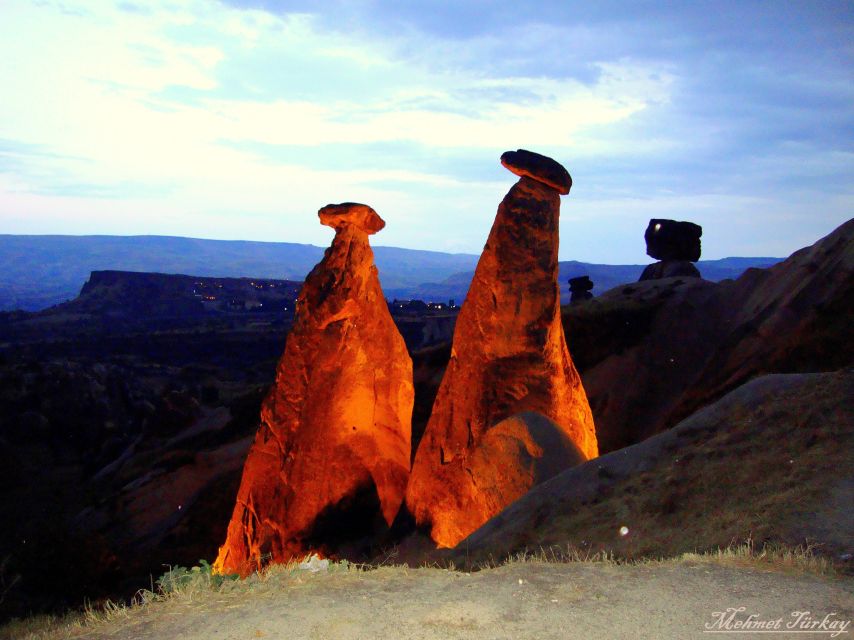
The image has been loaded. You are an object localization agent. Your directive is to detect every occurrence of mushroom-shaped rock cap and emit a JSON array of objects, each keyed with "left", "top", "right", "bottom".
[
  {"left": 318, "top": 202, "right": 385, "bottom": 234},
  {"left": 500, "top": 149, "right": 572, "bottom": 195}
]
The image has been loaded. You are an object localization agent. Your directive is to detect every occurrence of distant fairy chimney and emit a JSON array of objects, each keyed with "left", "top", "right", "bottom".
[
  {"left": 639, "top": 219, "right": 703, "bottom": 281},
  {"left": 568, "top": 275, "right": 594, "bottom": 303}
]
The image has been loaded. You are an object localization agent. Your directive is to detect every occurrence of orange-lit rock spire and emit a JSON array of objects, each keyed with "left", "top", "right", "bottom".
[
  {"left": 214, "top": 203, "right": 413, "bottom": 576},
  {"left": 405, "top": 150, "right": 598, "bottom": 548}
]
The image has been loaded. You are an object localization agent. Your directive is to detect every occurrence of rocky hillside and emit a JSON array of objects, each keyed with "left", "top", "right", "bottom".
[
  {"left": 564, "top": 218, "right": 854, "bottom": 453},
  {"left": 454, "top": 370, "right": 854, "bottom": 566},
  {"left": 0, "top": 234, "right": 779, "bottom": 311},
  {"left": 0, "top": 220, "right": 848, "bottom": 622},
  {"left": 71, "top": 271, "right": 301, "bottom": 317},
  {"left": 0, "top": 235, "right": 478, "bottom": 311}
]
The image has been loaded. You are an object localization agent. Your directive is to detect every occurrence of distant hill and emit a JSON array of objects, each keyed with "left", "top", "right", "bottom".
[
  {"left": 68, "top": 270, "right": 303, "bottom": 317},
  {"left": 403, "top": 257, "right": 782, "bottom": 305},
  {"left": 0, "top": 235, "right": 478, "bottom": 311},
  {"left": 560, "top": 256, "right": 783, "bottom": 296},
  {"left": 0, "top": 235, "right": 780, "bottom": 311}
]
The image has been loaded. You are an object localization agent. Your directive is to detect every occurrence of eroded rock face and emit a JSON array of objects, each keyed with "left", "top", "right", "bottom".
[
  {"left": 639, "top": 261, "right": 701, "bottom": 281},
  {"left": 416, "top": 411, "right": 585, "bottom": 545},
  {"left": 214, "top": 203, "right": 413, "bottom": 576},
  {"left": 452, "top": 371, "right": 854, "bottom": 565},
  {"left": 563, "top": 218, "right": 854, "bottom": 454},
  {"left": 405, "top": 151, "right": 598, "bottom": 548}
]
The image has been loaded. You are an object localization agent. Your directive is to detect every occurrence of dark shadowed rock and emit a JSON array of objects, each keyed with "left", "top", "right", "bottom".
[
  {"left": 565, "top": 217, "right": 854, "bottom": 454},
  {"left": 645, "top": 219, "right": 702, "bottom": 262},
  {"left": 453, "top": 371, "right": 854, "bottom": 566},
  {"left": 569, "top": 276, "right": 594, "bottom": 303},
  {"left": 500, "top": 149, "right": 572, "bottom": 195},
  {"left": 568, "top": 276, "right": 593, "bottom": 292},
  {"left": 639, "top": 261, "right": 701, "bottom": 281}
]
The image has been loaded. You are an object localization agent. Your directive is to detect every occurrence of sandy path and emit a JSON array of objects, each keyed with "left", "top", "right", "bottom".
[{"left": 67, "top": 561, "right": 853, "bottom": 640}]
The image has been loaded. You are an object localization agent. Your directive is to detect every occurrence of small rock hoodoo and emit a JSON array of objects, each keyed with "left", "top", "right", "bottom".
[
  {"left": 214, "top": 203, "right": 413, "bottom": 576},
  {"left": 568, "top": 275, "right": 594, "bottom": 303},
  {"left": 639, "top": 218, "right": 703, "bottom": 280},
  {"left": 405, "top": 149, "right": 598, "bottom": 548}
]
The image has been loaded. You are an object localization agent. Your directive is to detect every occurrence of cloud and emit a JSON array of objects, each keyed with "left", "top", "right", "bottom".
[{"left": 0, "top": 0, "right": 851, "bottom": 262}]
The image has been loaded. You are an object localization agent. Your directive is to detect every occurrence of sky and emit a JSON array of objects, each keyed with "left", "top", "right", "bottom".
[{"left": 0, "top": 0, "right": 851, "bottom": 263}]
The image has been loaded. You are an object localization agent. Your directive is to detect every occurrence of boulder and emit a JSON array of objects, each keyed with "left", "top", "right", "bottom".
[
  {"left": 564, "top": 217, "right": 854, "bottom": 454},
  {"left": 638, "top": 261, "right": 701, "bottom": 281},
  {"left": 414, "top": 411, "right": 585, "bottom": 546},
  {"left": 405, "top": 152, "right": 597, "bottom": 548},
  {"left": 452, "top": 371, "right": 854, "bottom": 566},
  {"left": 214, "top": 203, "right": 413, "bottom": 576},
  {"left": 318, "top": 202, "right": 385, "bottom": 234},
  {"left": 500, "top": 149, "right": 572, "bottom": 195},
  {"left": 644, "top": 219, "right": 702, "bottom": 262}
]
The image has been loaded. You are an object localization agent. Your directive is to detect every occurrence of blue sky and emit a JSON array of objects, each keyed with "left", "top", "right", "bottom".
[{"left": 0, "top": 0, "right": 851, "bottom": 263}]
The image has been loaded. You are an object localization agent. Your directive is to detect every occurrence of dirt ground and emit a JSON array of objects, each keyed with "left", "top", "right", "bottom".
[{"left": 31, "top": 559, "right": 854, "bottom": 640}]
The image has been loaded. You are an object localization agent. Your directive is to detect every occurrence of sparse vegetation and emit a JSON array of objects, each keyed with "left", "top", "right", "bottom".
[
  {"left": 489, "top": 538, "right": 836, "bottom": 577},
  {"left": 680, "top": 539, "right": 837, "bottom": 577},
  {"left": 0, "top": 541, "right": 841, "bottom": 640}
]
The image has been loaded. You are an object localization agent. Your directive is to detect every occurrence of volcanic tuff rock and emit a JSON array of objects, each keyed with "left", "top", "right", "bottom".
[
  {"left": 568, "top": 275, "right": 594, "bottom": 304},
  {"left": 638, "top": 260, "right": 701, "bottom": 281},
  {"left": 405, "top": 150, "right": 597, "bottom": 548},
  {"left": 500, "top": 149, "right": 572, "bottom": 194},
  {"left": 640, "top": 219, "right": 703, "bottom": 282},
  {"left": 644, "top": 219, "right": 702, "bottom": 262},
  {"left": 214, "top": 203, "right": 413, "bottom": 576},
  {"left": 453, "top": 371, "right": 854, "bottom": 565},
  {"left": 437, "top": 411, "right": 586, "bottom": 526},
  {"left": 564, "top": 217, "right": 854, "bottom": 454}
]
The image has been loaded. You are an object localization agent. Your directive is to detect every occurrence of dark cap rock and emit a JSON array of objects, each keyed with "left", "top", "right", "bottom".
[
  {"left": 568, "top": 275, "right": 594, "bottom": 292},
  {"left": 500, "top": 149, "right": 572, "bottom": 195},
  {"left": 644, "top": 219, "right": 702, "bottom": 262},
  {"left": 318, "top": 202, "right": 385, "bottom": 235}
]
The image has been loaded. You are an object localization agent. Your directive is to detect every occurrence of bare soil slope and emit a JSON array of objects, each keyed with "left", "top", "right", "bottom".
[
  {"left": 455, "top": 370, "right": 854, "bottom": 565},
  {"left": 18, "top": 560, "right": 853, "bottom": 640}
]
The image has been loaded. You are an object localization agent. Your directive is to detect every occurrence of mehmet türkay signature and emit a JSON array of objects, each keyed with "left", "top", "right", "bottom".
[{"left": 705, "top": 607, "right": 851, "bottom": 637}]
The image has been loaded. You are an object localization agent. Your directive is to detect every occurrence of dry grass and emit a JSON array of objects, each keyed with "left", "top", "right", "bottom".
[
  {"left": 481, "top": 374, "right": 854, "bottom": 566},
  {"left": 680, "top": 538, "right": 837, "bottom": 577},
  {"left": 489, "top": 537, "right": 835, "bottom": 577},
  {"left": 0, "top": 556, "right": 361, "bottom": 640},
  {"left": 0, "top": 540, "right": 838, "bottom": 640}
]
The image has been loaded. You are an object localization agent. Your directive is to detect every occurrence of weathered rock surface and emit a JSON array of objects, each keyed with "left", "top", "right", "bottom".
[
  {"left": 439, "top": 411, "right": 585, "bottom": 535},
  {"left": 405, "top": 151, "right": 597, "bottom": 548},
  {"left": 644, "top": 219, "right": 702, "bottom": 262},
  {"left": 638, "top": 260, "right": 701, "bottom": 281},
  {"left": 564, "top": 217, "right": 854, "bottom": 454},
  {"left": 453, "top": 371, "right": 854, "bottom": 566},
  {"left": 214, "top": 203, "right": 413, "bottom": 576},
  {"left": 318, "top": 202, "right": 385, "bottom": 234}
]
